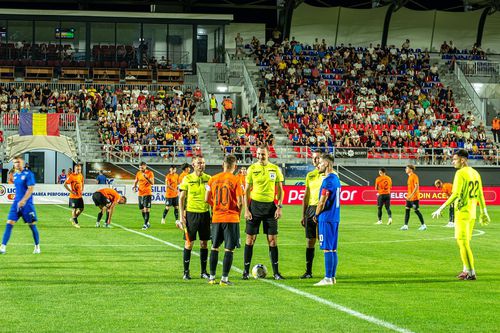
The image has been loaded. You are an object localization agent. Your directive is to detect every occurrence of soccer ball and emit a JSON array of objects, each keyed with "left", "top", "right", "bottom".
[{"left": 251, "top": 264, "right": 268, "bottom": 279}]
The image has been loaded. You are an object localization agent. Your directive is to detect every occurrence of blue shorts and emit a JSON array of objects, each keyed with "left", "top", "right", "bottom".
[
  {"left": 7, "top": 202, "right": 38, "bottom": 223},
  {"left": 318, "top": 221, "right": 339, "bottom": 251}
]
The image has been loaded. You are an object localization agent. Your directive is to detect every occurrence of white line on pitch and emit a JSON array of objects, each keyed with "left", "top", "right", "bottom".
[
  {"left": 56, "top": 205, "right": 415, "bottom": 333},
  {"left": 9, "top": 243, "right": 165, "bottom": 247}
]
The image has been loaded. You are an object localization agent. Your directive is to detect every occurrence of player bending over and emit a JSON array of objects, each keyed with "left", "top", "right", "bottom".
[
  {"left": 432, "top": 150, "right": 490, "bottom": 280},
  {"left": 0, "top": 156, "right": 40, "bottom": 254},
  {"left": 92, "top": 188, "right": 127, "bottom": 228}
]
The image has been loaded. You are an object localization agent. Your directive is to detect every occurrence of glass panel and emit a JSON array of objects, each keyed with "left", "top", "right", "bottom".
[
  {"left": 61, "top": 21, "right": 86, "bottom": 64},
  {"left": 117, "top": 23, "right": 140, "bottom": 66},
  {"left": 6, "top": 20, "right": 33, "bottom": 60},
  {"left": 90, "top": 22, "right": 115, "bottom": 65},
  {"left": 168, "top": 24, "right": 192, "bottom": 70},
  {"left": 198, "top": 25, "right": 221, "bottom": 63},
  {"left": 143, "top": 24, "right": 167, "bottom": 68},
  {"left": 35, "top": 21, "right": 61, "bottom": 61}
]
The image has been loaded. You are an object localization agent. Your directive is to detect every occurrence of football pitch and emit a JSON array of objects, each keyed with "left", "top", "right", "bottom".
[{"left": 0, "top": 204, "right": 499, "bottom": 333}]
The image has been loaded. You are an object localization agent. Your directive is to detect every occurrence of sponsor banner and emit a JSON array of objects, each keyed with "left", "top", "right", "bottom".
[
  {"left": 334, "top": 148, "right": 368, "bottom": 158},
  {"left": 284, "top": 164, "right": 315, "bottom": 178},
  {"left": 86, "top": 162, "right": 136, "bottom": 181},
  {"left": 282, "top": 185, "right": 500, "bottom": 205},
  {"left": 0, "top": 184, "right": 169, "bottom": 205},
  {"left": 1, "top": 184, "right": 498, "bottom": 206}
]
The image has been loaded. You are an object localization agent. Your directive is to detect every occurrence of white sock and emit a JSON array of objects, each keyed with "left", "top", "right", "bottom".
[
  {"left": 470, "top": 269, "right": 476, "bottom": 276},
  {"left": 222, "top": 276, "right": 228, "bottom": 282},
  {"left": 210, "top": 275, "right": 216, "bottom": 280}
]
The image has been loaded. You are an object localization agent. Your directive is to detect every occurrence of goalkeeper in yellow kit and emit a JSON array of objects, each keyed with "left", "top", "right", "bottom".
[{"left": 432, "top": 149, "right": 491, "bottom": 280}]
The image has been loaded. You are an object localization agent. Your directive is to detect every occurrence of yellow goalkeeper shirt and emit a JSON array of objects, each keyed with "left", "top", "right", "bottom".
[{"left": 443, "top": 166, "right": 486, "bottom": 220}]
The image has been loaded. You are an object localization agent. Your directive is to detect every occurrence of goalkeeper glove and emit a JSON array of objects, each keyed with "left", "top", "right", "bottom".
[
  {"left": 479, "top": 208, "right": 490, "bottom": 226},
  {"left": 432, "top": 207, "right": 444, "bottom": 219}
]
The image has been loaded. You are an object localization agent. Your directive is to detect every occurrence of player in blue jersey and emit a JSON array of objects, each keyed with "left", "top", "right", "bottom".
[
  {"left": 314, "top": 154, "right": 341, "bottom": 286},
  {"left": 0, "top": 155, "right": 40, "bottom": 254}
]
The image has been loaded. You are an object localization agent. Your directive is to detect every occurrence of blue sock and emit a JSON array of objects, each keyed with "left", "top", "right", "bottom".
[
  {"left": 331, "top": 251, "right": 338, "bottom": 278},
  {"left": 29, "top": 224, "right": 40, "bottom": 245},
  {"left": 324, "top": 251, "right": 333, "bottom": 278},
  {"left": 2, "top": 223, "right": 14, "bottom": 246}
]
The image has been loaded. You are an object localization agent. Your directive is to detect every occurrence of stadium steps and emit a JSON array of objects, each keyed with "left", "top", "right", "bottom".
[
  {"left": 78, "top": 120, "right": 103, "bottom": 161},
  {"left": 195, "top": 111, "right": 225, "bottom": 164}
]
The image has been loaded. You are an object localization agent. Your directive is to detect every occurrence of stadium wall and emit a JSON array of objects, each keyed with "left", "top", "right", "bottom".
[
  {"left": 290, "top": 4, "right": 500, "bottom": 53},
  {"left": 0, "top": 184, "right": 499, "bottom": 206}
]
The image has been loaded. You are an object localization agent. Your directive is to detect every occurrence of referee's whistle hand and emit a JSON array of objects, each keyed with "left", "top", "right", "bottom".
[
  {"left": 274, "top": 208, "right": 282, "bottom": 220},
  {"left": 245, "top": 211, "right": 252, "bottom": 221},
  {"left": 300, "top": 218, "right": 305, "bottom": 227}
]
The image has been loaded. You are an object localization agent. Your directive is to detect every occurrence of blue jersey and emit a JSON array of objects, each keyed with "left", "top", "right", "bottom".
[
  {"left": 318, "top": 173, "right": 341, "bottom": 224},
  {"left": 58, "top": 173, "right": 67, "bottom": 184},
  {"left": 14, "top": 170, "right": 36, "bottom": 204}
]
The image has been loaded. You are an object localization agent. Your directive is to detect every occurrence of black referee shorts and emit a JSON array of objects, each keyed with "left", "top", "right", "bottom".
[
  {"left": 246, "top": 200, "right": 278, "bottom": 235},
  {"left": 304, "top": 205, "right": 318, "bottom": 239},
  {"left": 186, "top": 211, "right": 211, "bottom": 241}
]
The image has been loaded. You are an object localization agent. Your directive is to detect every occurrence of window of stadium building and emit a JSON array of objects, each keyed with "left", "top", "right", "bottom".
[
  {"left": 197, "top": 25, "right": 224, "bottom": 63},
  {"left": 167, "top": 25, "right": 193, "bottom": 70},
  {"left": 7, "top": 20, "right": 32, "bottom": 44},
  {"left": 142, "top": 24, "right": 168, "bottom": 69}
]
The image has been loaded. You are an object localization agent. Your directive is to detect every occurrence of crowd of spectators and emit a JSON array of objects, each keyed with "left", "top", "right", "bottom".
[
  {"left": 252, "top": 37, "right": 497, "bottom": 164},
  {"left": 0, "top": 83, "right": 203, "bottom": 161},
  {"left": 96, "top": 86, "right": 202, "bottom": 161},
  {"left": 215, "top": 114, "right": 277, "bottom": 162}
]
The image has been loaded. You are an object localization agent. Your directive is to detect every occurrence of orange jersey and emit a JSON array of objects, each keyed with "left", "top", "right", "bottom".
[
  {"left": 179, "top": 171, "right": 189, "bottom": 185},
  {"left": 165, "top": 173, "right": 179, "bottom": 198},
  {"left": 135, "top": 170, "right": 154, "bottom": 196},
  {"left": 238, "top": 174, "right": 246, "bottom": 188},
  {"left": 208, "top": 172, "right": 244, "bottom": 223},
  {"left": 375, "top": 175, "right": 392, "bottom": 195},
  {"left": 98, "top": 188, "right": 121, "bottom": 203},
  {"left": 65, "top": 172, "right": 84, "bottom": 199},
  {"left": 407, "top": 173, "right": 420, "bottom": 201},
  {"left": 441, "top": 183, "right": 453, "bottom": 197},
  {"left": 8, "top": 172, "right": 14, "bottom": 184}
]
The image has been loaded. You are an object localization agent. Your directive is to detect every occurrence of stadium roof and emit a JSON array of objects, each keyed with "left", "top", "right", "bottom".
[{"left": 0, "top": 0, "right": 498, "bottom": 22}]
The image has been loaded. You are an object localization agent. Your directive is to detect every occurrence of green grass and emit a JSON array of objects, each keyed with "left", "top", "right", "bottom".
[{"left": 0, "top": 204, "right": 499, "bottom": 332}]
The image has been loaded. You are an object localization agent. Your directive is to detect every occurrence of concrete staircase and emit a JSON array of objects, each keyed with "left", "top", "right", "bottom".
[
  {"left": 78, "top": 120, "right": 102, "bottom": 161},
  {"left": 195, "top": 111, "right": 225, "bottom": 164}
]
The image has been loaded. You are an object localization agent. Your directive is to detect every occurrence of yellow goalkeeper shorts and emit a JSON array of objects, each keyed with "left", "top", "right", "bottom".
[{"left": 455, "top": 218, "right": 476, "bottom": 241}]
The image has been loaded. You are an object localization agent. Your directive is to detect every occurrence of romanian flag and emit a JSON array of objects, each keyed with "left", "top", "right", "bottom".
[{"left": 19, "top": 113, "right": 60, "bottom": 136}]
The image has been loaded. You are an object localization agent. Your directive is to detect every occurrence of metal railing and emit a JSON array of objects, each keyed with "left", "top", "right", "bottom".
[
  {"left": 454, "top": 62, "right": 487, "bottom": 122},
  {"left": 242, "top": 63, "right": 258, "bottom": 111},
  {"left": 457, "top": 60, "right": 500, "bottom": 77},
  {"left": 0, "top": 82, "right": 197, "bottom": 94},
  {"left": 0, "top": 112, "right": 78, "bottom": 131},
  {"left": 80, "top": 142, "right": 500, "bottom": 166},
  {"left": 196, "top": 64, "right": 210, "bottom": 112}
]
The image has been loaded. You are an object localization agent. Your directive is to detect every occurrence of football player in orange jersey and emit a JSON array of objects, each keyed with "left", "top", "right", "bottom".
[
  {"left": 401, "top": 165, "right": 426, "bottom": 231},
  {"left": 435, "top": 179, "right": 455, "bottom": 228},
  {"left": 205, "top": 154, "right": 245, "bottom": 285},
  {"left": 162, "top": 166, "right": 180, "bottom": 225},
  {"left": 64, "top": 164, "right": 85, "bottom": 228},
  {"left": 92, "top": 188, "right": 127, "bottom": 227},
  {"left": 133, "top": 162, "right": 155, "bottom": 230},
  {"left": 375, "top": 168, "right": 393, "bottom": 225}
]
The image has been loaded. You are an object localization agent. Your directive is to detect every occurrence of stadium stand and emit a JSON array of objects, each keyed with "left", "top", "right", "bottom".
[{"left": 253, "top": 39, "right": 496, "bottom": 163}]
